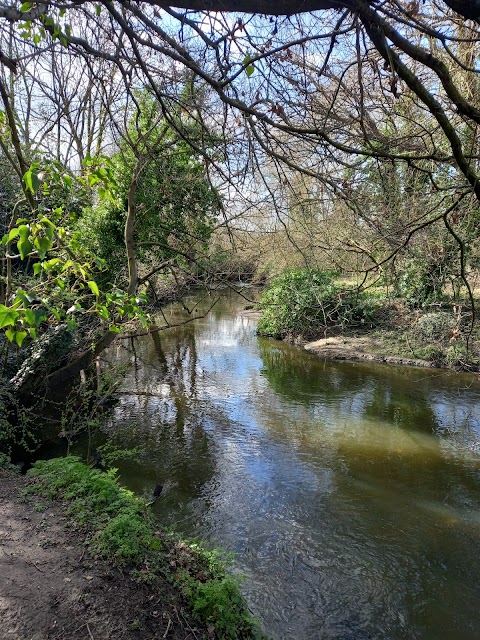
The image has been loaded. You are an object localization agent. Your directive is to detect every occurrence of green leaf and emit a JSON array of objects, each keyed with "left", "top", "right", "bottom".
[
  {"left": 87, "top": 280, "right": 100, "bottom": 297},
  {"left": 45, "top": 258, "right": 60, "bottom": 270},
  {"left": 20, "top": 2, "right": 32, "bottom": 11},
  {"left": 95, "top": 4, "right": 102, "bottom": 15},
  {"left": 28, "top": 327, "right": 37, "bottom": 340},
  {"left": 245, "top": 65, "right": 255, "bottom": 77},
  {"left": 8, "top": 227, "right": 19, "bottom": 242},
  {"left": 13, "top": 289, "right": 28, "bottom": 306},
  {"left": 97, "top": 305, "right": 109, "bottom": 321},
  {"left": 24, "top": 309, "right": 36, "bottom": 325},
  {"left": 0, "top": 305, "right": 18, "bottom": 329},
  {"left": 39, "top": 217, "right": 55, "bottom": 228},
  {"left": 17, "top": 225, "right": 33, "bottom": 260},
  {"left": 5, "top": 328, "right": 15, "bottom": 342},
  {"left": 34, "top": 235, "right": 53, "bottom": 259},
  {"left": 33, "top": 262, "right": 42, "bottom": 275},
  {"left": 109, "top": 325, "right": 120, "bottom": 334},
  {"left": 23, "top": 168, "right": 40, "bottom": 194},
  {"left": 15, "top": 331, "right": 27, "bottom": 347}
]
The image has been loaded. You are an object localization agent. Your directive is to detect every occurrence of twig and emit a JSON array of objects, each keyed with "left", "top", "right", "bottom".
[
  {"left": 24, "top": 559, "right": 44, "bottom": 572},
  {"left": 163, "top": 617, "right": 172, "bottom": 638},
  {"left": 86, "top": 622, "right": 95, "bottom": 640}
]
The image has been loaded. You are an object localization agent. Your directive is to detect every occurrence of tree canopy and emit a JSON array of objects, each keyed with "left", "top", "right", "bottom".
[{"left": 0, "top": 0, "right": 480, "bottom": 385}]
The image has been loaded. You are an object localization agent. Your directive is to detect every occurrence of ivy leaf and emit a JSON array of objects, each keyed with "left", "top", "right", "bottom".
[
  {"left": 15, "top": 331, "right": 27, "bottom": 347},
  {"left": 5, "top": 328, "right": 15, "bottom": 342},
  {"left": 0, "top": 305, "right": 18, "bottom": 329},
  {"left": 20, "top": 1, "right": 32, "bottom": 11},
  {"left": 87, "top": 280, "right": 100, "bottom": 297},
  {"left": 17, "top": 225, "right": 33, "bottom": 260},
  {"left": 24, "top": 309, "right": 36, "bottom": 325}
]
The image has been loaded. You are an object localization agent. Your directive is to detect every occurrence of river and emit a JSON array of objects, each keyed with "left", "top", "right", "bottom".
[{"left": 99, "top": 289, "right": 480, "bottom": 639}]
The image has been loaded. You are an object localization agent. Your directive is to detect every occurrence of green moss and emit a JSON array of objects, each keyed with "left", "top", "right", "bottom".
[{"left": 26, "top": 456, "right": 263, "bottom": 639}]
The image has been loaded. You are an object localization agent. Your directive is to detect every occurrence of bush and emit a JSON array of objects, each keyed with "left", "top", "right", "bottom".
[
  {"left": 257, "top": 269, "right": 378, "bottom": 339},
  {"left": 412, "top": 312, "right": 456, "bottom": 344}
]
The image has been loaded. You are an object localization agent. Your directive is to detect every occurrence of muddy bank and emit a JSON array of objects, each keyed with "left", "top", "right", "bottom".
[
  {"left": 0, "top": 472, "right": 206, "bottom": 640},
  {"left": 304, "top": 336, "right": 439, "bottom": 369}
]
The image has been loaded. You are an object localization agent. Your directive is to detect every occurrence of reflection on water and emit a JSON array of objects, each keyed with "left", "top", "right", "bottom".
[{"left": 101, "top": 291, "right": 480, "bottom": 640}]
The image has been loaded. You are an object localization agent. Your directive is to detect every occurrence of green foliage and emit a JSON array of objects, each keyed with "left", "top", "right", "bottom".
[
  {"left": 183, "top": 573, "right": 260, "bottom": 639},
  {"left": 74, "top": 202, "right": 126, "bottom": 284},
  {"left": 412, "top": 344, "right": 445, "bottom": 364},
  {"left": 0, "top": 452, "right": 18, "bottom": 474},
  {"left": 257, "top": 269, "right": 378, "bottom": 339},
  {"left": 0, "top": 375, "right": 38, "bottom": 454},
  {"left": 26, "top": 457, "right": 261, "bottom": 638},
  {"left": 445, "top": 343, "right": 469, "bottom": 367},
  {"left": 76, "top": 90, "right": 221, "bottom": 282},
  {"left": 27, "top": 456, "right": 160, "bottom": 564},
  {"left": 412, "top": 312, "right": 456, "bottom": 344}
]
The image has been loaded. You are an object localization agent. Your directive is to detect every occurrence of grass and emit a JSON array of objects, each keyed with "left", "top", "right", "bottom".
[{"left": 25, "top": 456, "right": 264, "bottom": 640}]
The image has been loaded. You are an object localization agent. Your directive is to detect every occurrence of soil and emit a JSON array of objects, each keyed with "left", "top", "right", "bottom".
[{"left": 0, "top": 472, "right": 206, "bottom": 640}]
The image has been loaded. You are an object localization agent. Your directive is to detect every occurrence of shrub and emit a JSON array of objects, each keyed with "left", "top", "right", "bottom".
[
  {"left": 413, "top": 344, "right": 445, "bottom": 364},
  {"left": 412, "top": 312, "right": 456, "bottom": 344},
  {"left": 257, "top": 269, "right": 378, "bottom": 339}
]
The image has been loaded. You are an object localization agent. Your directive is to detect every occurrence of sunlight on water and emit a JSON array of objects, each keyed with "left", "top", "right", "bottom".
[{"left": 101, "top": 291, "right": 480, "bottom": 640}]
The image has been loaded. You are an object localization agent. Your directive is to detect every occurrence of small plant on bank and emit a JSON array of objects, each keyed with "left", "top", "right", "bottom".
[
  {"left": 0, "top": 452, "right": 19, "bottom": 475},
  {"left": 257, "top": 269, "right": 378, "bottom": 340}
]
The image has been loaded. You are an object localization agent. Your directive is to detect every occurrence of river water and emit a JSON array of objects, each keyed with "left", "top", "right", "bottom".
[{"left": 100, "top": 290, "right": 480, "bottom": 639}]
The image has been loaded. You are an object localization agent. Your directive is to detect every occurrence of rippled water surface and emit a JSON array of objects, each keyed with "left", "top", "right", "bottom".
[{"left": 101, "top": 291, "right": 480, "bottom": 639}]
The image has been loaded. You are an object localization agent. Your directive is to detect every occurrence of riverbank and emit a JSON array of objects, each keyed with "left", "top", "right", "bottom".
[
  {"left": 304, "top": 335, "right": 444, "bottom": 369},
  {"left": 301, "top": 304, "right": 480, "bottom": 372},
  {"left": 251, "top": 299, "right": 480, "bottom": 372},
  {"left": 0, "top": 460, "right": 262, "bottom": 640}
]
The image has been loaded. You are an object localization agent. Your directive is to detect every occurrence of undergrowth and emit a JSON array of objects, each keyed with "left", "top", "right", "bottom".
[
  {"left": 257, "top": 269, "right": 378, "bottom": 340},
  {"left": 26, "top": 456, "right": 263, "bottom": 640}
]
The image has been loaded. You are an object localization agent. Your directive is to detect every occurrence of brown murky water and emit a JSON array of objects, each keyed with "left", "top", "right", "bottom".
[{"left": 100, "top": 290, "right": 480, "bottom": 639}]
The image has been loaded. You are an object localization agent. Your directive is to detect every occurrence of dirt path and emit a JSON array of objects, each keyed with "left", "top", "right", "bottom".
[{"left": 0, "top": 473, "right": 202, "bottom": 640}]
